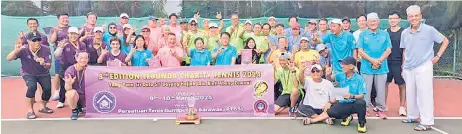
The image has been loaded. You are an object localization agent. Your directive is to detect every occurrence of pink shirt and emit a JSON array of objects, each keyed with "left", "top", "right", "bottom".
[
  {"left": 157, "top": 35, "right": 182, "bottom": 48},
  {"left": 149, "top": 27, "right": 162, "bottom": 44},
  {"left": 169, "top": 25, "right": 182, "bottom": 39},
  {"left": 156, "top": 46, "right": 184, "bottom": 67}
]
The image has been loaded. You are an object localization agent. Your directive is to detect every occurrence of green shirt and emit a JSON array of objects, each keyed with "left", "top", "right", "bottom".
[
  {"left": 206, "top": 35, "right": 220, "bottom": 52},
  {"left": 275, "top": 67, "right": 301, "bottom": 95},
  {"left": 253, "top": 35, "right": 269, "bottom": 63},
  {"left": 225, "top": 25, "right": 245, "bottom": 52},
  {"left": 243, "top": 32, "right": 254, "bottom": 41},
  {"left": 183, "top": 31, "right": 205, "bottom": 64}
]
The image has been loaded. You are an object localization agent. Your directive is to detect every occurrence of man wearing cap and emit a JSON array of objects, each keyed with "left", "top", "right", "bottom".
[
  {"left": 80, "top": 27, "right": 107, "bottom": 65},
  {"left": 20, "top": 18, "right": 49, "bottom": 46},
  {"left": 225, "top": 14, "right": 246, "bottom": 54},
  {"left": 285, "top": 16, "right": 299, "bottom": 37},
  {"left": 297, "top": 64, "right": 334, "bottom": 125},
  {"left": 212, "top": 32, "right": 238, "bottom": 65},
  {"left": 313, "top": 56, "right": 367, "bottom": 133},
  {"left": 386, "top": 10, "right": 407, "bottom": 116},
  {"left": 400, "top": 5, "right": 449, "bottom": 131},
  {"left": 6, "top": 33, "right": 53, "bottom": 119},
  {"left": 358, "top": 12, "right": 392, "bottom": 119},
  {"left": 302, "top": 20, "right": 318, "bottom": 41},
  {"left": 267, "top": 16, "right": 277, "bottom": 34},
  {"left": 313, "top": 19, "right": 356, "bottom": 76},
  {"left": 54, "top": 27, "right": 87, "bottom": 108},
  {"left": 205, "top": 23, "right": 222, "bottom": 52},
  {"left": 243, "top": 20, "right": 254, "bottom": 41},
  {"left": 316, "top": 43, "right": 331, "bottom": 68},
  {"left": 273, "top": 52, "right": 302, "bottom": 117},
  {"left": 183, "top": 18, "right": 206, "bottom": 65},
  {"left": 117, "top": 13, "right": 130, "bottom": 33},
  {"left": 294, "top": 37, "right": 320, "bottom": 76},
  {"left": 342, "top": 17, "right": 354, "bottom": 33},
  {"left": 49, "top": 13, "right": 70, "bottom": 102},
  {"left": 287, "top": 23, "right": 303, "bottom": 53}
]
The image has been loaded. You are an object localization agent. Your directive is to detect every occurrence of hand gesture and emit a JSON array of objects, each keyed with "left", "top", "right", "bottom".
[
  {"left": 64, "top": 74, "right": 76, "bottom": 84},
  {"left": 292, "top": 46, "right": 300, "bottom": 53},
  {"left": 58, "top": 39, "right": 67, "bottom": 48},
  {"left": 216, "top": 12, "right": 222, "bottom": 20},
  {"left": 130, "top": 26, "right": 136, "bottom": 34},
  {"left": 325, "top": 66, "right": 332, "bottom": 75},
  {"left": 35, "top": 57, "right": 45, "bottom": 65},
  {"left": 194, "top": 12, "right": 200, "bottom": 20},
  {"left": 170, "top": 49, "right": 176, "bottom": 56},
  {"left": 216, "top": 48, "right": 223, "bottom": 54},
  {"left": 101, "top": 48, "right": 109, "bottom": 55},
  {"left": 14, "top": 40, "right": 23, "bottom": 52},
  {"left": 270, "top": 45, "right": 277, "bottom": 52},
  {"left": 18, "top": 31, "right": 24, "bottom": 40}
]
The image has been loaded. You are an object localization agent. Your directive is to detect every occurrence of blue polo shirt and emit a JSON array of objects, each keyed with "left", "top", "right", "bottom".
[
  {"left": 358, "top": 29, "right": 392, "bottom": 74},
  {"left": 213, "top": 45, "right": 238, "bottom": 65},
  {"left": 131, "top": 49, "right": 153, "bottom": 66},
  {"left": 190, "top": 48, "right": 212, "bottom": 66},
  {"left": 322, "top": 31, "right": 356, "bottom": 74},
  {"left": 400, "top": 24, "right": 445, "bottom": 69},
  {"left": 334, "top": 72, "right": 366, "bottom": 103}
]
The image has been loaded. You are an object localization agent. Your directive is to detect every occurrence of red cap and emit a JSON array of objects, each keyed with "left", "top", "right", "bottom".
[{"left": 291, "top": 23, "right": 300, "bottom": 30}]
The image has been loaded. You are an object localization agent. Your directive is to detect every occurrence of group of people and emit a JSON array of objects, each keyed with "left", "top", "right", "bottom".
[{"left": 7, "top": 4, "right": 449, "bottom": 133}]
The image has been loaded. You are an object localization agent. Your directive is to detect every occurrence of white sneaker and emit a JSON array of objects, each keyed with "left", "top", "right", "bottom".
[
  {"left": 399, "top": 107, "right": 407, "bottom": 116},
  {"left": 51, "top": 90, "right": 60, "bottom": 101},
  {"left": 57, "top": 102, "right": 64, "bottom": 108}
]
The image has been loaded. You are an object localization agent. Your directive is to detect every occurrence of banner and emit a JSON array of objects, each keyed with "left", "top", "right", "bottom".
[{"left": 85, "top": 64, "right": 275, "bottom": 118}]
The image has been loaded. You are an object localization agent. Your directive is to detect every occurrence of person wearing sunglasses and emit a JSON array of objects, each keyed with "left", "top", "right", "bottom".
[
  {"left": 102, "top": 23, "right": 122, "bottom": 50},
  {"left": 297, "top": 64, "right": 334, "bottom": 125},
  {"left": 183, "top": 19, "right": 205, "bottom": 65},
  {"left": 6, "top": 33, "right": 53, "bottom": 119}
]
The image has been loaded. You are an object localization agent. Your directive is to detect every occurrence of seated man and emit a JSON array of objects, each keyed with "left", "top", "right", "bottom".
[
  {"left": 297, "top": 64, "right": 334, "bottom": 125},
  {"left": 63, "top": 51, "right": 89, "bottom": 120},
  {"left": 274, "top": 52, "right": 303, "bottom": 117},
  {"left": 308, "top": 56, "right": 367, "bottom": 133}
]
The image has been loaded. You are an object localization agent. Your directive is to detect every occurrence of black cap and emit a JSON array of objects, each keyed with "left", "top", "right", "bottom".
[
  {"left": 26, "top": 32, "right": 42, "bottom": 41},
  {"left": 342, "top": 17, "right": 351, "bottom": 23},
  {"left": 338, "top": 56, "right": 356, "bottom": 66}
]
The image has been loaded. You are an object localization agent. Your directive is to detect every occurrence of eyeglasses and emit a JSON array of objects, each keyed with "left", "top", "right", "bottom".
[
  {"left": 109, "top": 27, "right": 117, "bottom": 29},
  {"left": 311, "top": 69, "right": 321, "bottom": 73}
]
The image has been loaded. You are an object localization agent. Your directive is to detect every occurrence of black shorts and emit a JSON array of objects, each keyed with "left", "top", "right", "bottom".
[
  {"left": 22, "top": 75, "right": 52, "bottom": 100},
  {"left": 386, "top": 61, "right": 405, "bottom": 85},
  {"left": 298, "top": 105, "right": 323, "bottom": 117},
  {"left": 275, "top": 94, "right": 302, "bottom": 107}
]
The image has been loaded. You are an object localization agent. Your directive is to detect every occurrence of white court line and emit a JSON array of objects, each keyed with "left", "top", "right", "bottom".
[
  {"left": 432, "top": 126, "right": 449, "bottom": 134},
  {"left": 2, "top": 116, "right": 462, "bottom": 121}
]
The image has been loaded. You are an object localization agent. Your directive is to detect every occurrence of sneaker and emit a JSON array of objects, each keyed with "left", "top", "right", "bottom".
[
  {"left": 70, "top": 111, "right": 79, "bottom": 120},
  {"left": 340, "top": 115, "right": 353, "bottom": 126},
  {"left": 289, "top": 107, "right": 296, "bottom": 118},
  {"left": 377, "top": 111, "right": 387, "bottom": 119},
  {"left": 399, "top": 107, "right": 407, "bottom": 116},
  {"left": 50, "top": 90, "right": 60, "bottom": 101},
  {"left": 78, "top": 108, "right": 85, "bottom": 117},
  {"left": 56, "top": 102, "right": 64, "bottom": 108},
  {"left": 357, "top": 123, "right": 367, "bottom": 133}
]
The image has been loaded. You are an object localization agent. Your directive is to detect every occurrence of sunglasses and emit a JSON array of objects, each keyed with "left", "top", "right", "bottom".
[
  {"left": 109, "top": 27, "right": 117, "bottom": 29},
  {"left": 31, "top": 39, "right": 42, "bottom": 42},
  {"left": 311, "top": 69, "right": 321, "bottom": 73}
]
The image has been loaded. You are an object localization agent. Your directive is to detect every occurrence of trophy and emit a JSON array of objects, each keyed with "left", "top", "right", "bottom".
[
  {"left": 186, "top": 96, "right": 198, "bottom": 120},
  {"left": 175, "top": 95, "right": 201, "bottom": 125}
]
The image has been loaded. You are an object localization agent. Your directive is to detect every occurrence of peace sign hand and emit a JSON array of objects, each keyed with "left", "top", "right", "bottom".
[
  {"left": 216, "top": 12, "right": 222, "bottom": 20},
  {"left": 64, "top": 74, "right": 76, "bottom": 85},
  {"left": 270, "top": 45, "right": 277, "bottom": 52},
  {"left": 194, "top": 12, "right": 200, "bottom": 20}
]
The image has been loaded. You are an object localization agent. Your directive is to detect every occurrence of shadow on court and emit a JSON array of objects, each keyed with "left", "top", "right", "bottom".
[{"left": 2, "top": 119, "right": 459, "bottom": 134}]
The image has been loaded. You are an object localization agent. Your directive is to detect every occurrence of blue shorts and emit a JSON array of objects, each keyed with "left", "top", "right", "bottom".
[{"left": 54, "top": 59, "right": 61, "bottom": 74}]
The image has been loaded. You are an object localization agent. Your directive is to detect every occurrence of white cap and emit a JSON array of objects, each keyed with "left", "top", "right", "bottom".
[
  {"left": 268, "top": 16, "right": 276, "bottom": 21},
  {"left": 120, "top": 13, "right": 129, "bottom": 18},
  {"left": 245, "top": 20, "right": 252, "bottom": 25},
  {"left": 203, "top": 18, "right": 210, "bottom": 22},
  {"left": 68, "top": 27, "right": 79, "bottom": 33},
  {"left": 330, "top": 19, "right": 342, "bottom": 25},
  {"left": 406, "top": 5, "right": 421, "bottom": 15},
  {"left": 310, "top": 64, "right": 322, "bottom": 70},
  {"left": 189, "top": 18, "right": 197, "bottom": 23},
  {"left": 367, "top": 12, "right": 379, "bottom": 20},
  {"left": 93, "top": 27, "right": 103, "bottom": 32},
  {"left": 316, "top": 43, "right": 327, "bottom": 53},
  {"left": 123, "top": 24, "right": 132, "bottom": 29},
  {"left": 209, "top": 23, "right": 218, "bottom": 28},
  {"left": 299, "top": 37, "right": 309, "bottom": 42}
]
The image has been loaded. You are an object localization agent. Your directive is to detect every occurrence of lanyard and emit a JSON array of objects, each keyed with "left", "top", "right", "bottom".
[
  {"left": 75, "top": 65, "right": 85, "bottom": 90},
  {"left": 283, "top": 69, "right": 291, "bottom": 89}
]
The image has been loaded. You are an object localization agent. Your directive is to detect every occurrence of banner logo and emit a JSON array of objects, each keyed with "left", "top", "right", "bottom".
[
  {"left": 92, "top": 91, "right": 116, "bottom": 113},
  {"left": 253, "top": 100, "right": 268, "bottom": 115}
]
